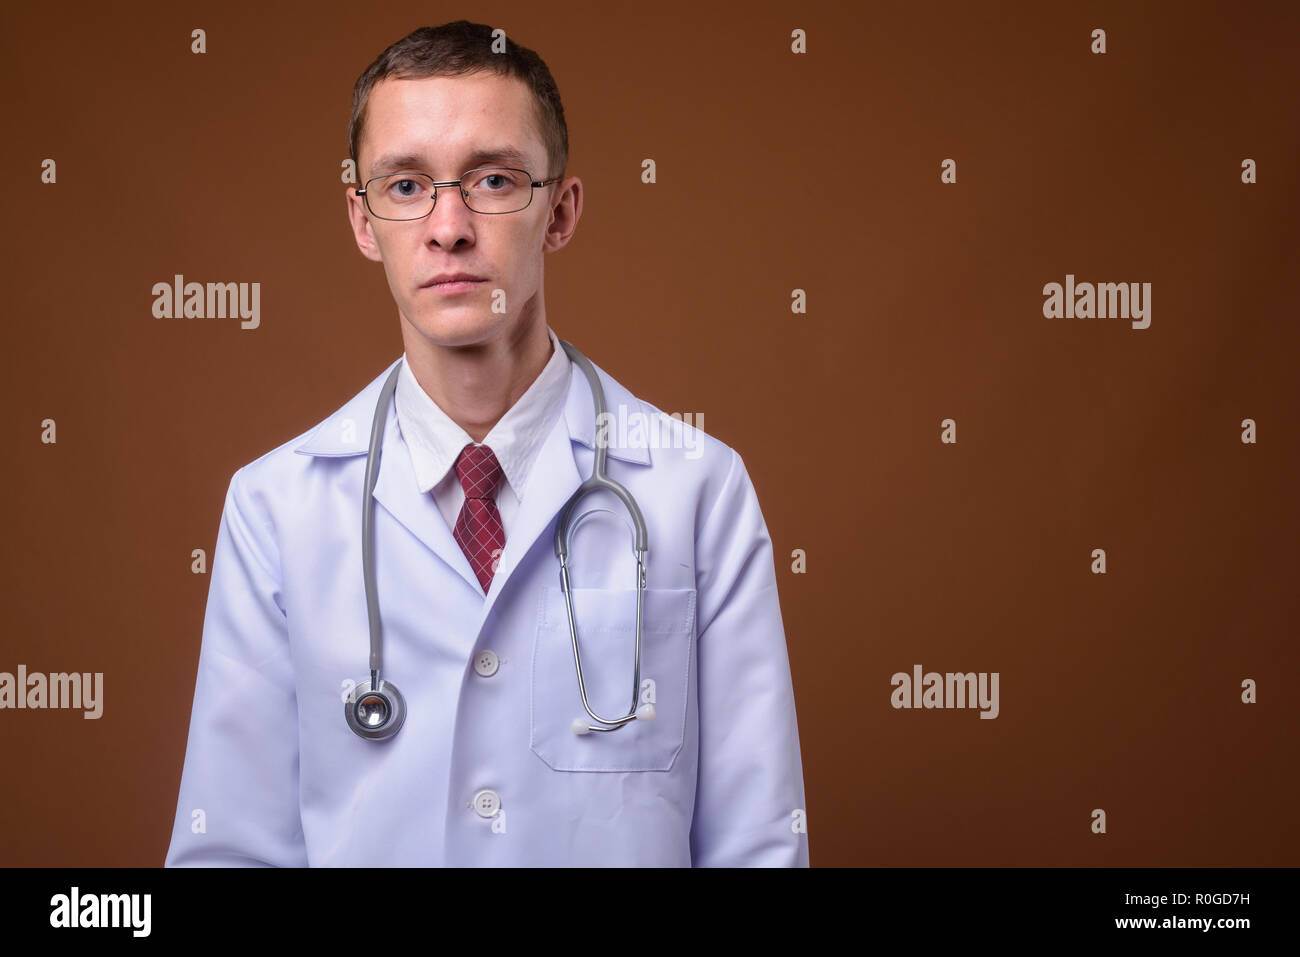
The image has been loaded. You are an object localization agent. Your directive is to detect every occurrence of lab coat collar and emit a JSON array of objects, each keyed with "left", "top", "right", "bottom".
[{"left": 292, "top": 347, "right": 652, "bottom": 618}]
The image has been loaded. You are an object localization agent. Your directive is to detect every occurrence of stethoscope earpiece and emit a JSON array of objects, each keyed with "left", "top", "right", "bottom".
[{"left": 570, "top": 703, "right": 656, "bottom": 736}]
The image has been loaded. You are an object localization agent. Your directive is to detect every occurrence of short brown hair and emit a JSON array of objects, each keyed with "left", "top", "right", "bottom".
[{"left": 348, "top": 20, "right": 569, "bottom": 182}]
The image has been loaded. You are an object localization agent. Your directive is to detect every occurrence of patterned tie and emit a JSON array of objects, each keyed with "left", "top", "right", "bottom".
[{"left": 453, "top": 443, "right": 506, "bottom": 593}]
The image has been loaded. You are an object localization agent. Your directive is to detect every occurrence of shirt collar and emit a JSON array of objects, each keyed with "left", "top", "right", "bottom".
[
  {"left": 291, "top": 340, "right": 651, "bottom": 468},
  {"left": 394, "top": 325, "right": 572, "bottom": 496}
]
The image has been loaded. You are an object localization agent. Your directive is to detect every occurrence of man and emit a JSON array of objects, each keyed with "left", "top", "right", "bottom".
[{"left": 165, "top": 20, "right": 808, "bottom": 867}]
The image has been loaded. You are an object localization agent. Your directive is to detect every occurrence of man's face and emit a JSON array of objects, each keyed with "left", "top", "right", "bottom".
[{"left": 346, "top": 72, "right": 578, "bottom": 350}]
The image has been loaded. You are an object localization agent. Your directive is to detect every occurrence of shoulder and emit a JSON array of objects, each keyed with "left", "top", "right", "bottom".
[
  {"left": 588, "top": 360, "right": 750, "bottom": 524},
  {"left": 223, "top": 358, "right": 401, "bottom": 525}
]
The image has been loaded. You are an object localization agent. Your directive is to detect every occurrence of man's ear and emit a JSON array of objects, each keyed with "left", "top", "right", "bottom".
[
  {"left": 543, "top": 176, "right": 583, "bottom": 253},
  {"left": 345, "top": 187, "right": 384, "bottom": 263}
]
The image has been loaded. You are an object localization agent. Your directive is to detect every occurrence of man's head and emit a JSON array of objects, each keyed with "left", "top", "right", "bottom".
[{"left": 345, "top": 21, "right": 580, "bottom": 352}]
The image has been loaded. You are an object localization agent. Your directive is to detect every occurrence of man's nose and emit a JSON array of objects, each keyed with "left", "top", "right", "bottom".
[{"left": 423, "top": 185, "right": 475, "bottom": 243}]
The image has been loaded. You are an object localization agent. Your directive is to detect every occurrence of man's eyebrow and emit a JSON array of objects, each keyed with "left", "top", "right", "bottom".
[{"left": 369, "top": 146, "right": 535, "bottom": 177}]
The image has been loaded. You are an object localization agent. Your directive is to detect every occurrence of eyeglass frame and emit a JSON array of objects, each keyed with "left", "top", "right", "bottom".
[{"left": 356, "top": 166, "right": 563, "bottom": 220}]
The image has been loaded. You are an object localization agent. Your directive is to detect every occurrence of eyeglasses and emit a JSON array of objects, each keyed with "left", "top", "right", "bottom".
[{"left": 357, "top": 167, "right": 561, "bottom": 220}]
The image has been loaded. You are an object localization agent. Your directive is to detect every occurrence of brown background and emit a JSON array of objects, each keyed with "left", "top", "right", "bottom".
[{"left": 1, "top": 0, "right": 1297, "bottom": 866}]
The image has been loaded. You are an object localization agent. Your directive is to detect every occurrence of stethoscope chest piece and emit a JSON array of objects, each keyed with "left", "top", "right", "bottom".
[{"left": 345, "top": 677, "right": 406, "bottom": 740}]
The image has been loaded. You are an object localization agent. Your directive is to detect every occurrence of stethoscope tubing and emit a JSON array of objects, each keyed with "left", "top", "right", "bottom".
[{"left": 348, "top": 338, "right": 650, "bottom": 740}]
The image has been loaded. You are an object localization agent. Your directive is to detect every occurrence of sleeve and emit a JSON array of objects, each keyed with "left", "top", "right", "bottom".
[
  {"left": 689, "top": 448, "right": 810, "bottom": 867},
  {"left": 164, "top": 467, "right": 308, "bottom": 867}
]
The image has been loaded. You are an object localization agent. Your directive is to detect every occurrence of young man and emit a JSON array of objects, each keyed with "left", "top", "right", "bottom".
[{"left": 165, "top": 20, "right": 808, "bottom": 867}]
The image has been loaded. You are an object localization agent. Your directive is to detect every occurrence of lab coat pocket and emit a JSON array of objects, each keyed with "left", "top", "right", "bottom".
[{"left": 531, "top": 585, "right": 696, "bottom": 772}]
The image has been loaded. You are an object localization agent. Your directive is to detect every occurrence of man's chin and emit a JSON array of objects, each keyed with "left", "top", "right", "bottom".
[{"left": 402, "top": 310, "right": 504, "bottom": 349}]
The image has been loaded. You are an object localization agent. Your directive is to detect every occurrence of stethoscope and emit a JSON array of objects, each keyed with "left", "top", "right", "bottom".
[{"left": 346, "top": 339, "right": 654, "bottom": 741}]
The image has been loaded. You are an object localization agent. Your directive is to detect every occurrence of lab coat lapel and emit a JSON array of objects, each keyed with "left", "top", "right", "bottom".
[
  {"left": 475, "top": 351, "right": 652, "bottom": 627},
  {"left": 477, "top": 406, "right": 581, "bottom": 615},
  {"left": 293, "top": 359, "right": 484, "bottom": 596},
  {"left": 369, "top": 387, "right": 485, "bottom": 596}
]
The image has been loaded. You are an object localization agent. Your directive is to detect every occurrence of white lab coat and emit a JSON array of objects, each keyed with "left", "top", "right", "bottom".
[{"left": 164, "top": 350, "right": 809, "bottom": 866}]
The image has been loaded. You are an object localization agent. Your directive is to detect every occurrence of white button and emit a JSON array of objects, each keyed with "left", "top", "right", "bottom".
[
  {"left": 473, "top": 650, "right": 500, "bottom": 677},
  {"left": 472, "top": 789, "right": 501, "bottom": 818}
]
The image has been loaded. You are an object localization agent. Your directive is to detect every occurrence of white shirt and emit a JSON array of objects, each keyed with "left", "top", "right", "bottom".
[{"left": 394, "top": 325, "right": 571, "bottom": 539}]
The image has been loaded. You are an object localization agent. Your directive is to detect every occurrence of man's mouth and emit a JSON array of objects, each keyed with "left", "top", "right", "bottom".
[{"left": 421, "top": 274, "right": 488, "bottom": 295}]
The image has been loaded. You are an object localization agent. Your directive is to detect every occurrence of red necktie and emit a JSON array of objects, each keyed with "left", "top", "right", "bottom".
[{"left": 453, "top": 443, "right": 506, "bottom": 593}]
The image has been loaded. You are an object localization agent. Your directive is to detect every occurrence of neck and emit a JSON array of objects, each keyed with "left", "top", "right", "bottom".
[{"left": 401, "top": 311, "right": 553, "bottom": 444}]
